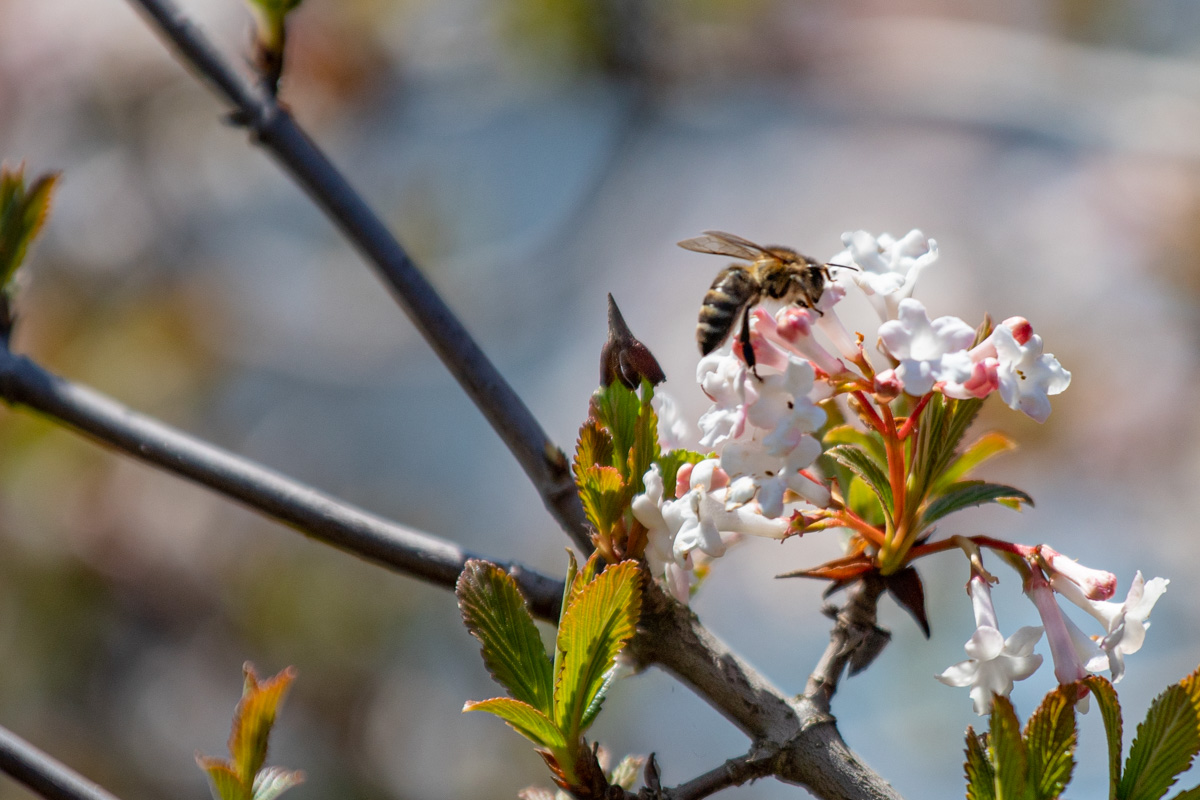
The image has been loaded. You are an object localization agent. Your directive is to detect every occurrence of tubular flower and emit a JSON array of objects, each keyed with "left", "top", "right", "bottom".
[
  {"left": 1027, "top": 572, "right": 1099, "bottom": 688},
  {"left": 835, "top": 229, "right": 938, "bottom": 319},
  {"left": 1051, "top": 570, "right": 1168, "bottom": 683},
  {"left": 983, "top": 323, "right": 1071, "bottom": 423},
  {"left": 937, "top": 574, "right": 1044, "bottom": 715},
  {"left": 878, "top": 298, "right": 977, "bottom": 396}
]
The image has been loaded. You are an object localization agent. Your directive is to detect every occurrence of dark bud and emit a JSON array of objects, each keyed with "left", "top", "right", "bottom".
[
  {"left": 885, "top": 566, "right": 931, "bottom": 639},
  {"left": 600, "top": 294, "right": 665, "bottom": 389},
  {"left": 644, "top": 753, "right": 661, "bottom": 793}
]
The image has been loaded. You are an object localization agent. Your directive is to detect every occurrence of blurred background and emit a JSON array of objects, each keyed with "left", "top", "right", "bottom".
[{"left": 3, "top": 0, "right": 1200, "bottom": 797}]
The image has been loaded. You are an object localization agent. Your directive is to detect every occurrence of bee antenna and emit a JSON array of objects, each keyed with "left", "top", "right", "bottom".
[{"left": 825, "top": 262, "right": 859, "bottom": 272}]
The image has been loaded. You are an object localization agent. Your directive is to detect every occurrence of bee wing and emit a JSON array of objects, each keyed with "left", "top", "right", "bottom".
[{"left": 677, "top": 230, "right": 771, "bottom": 261}]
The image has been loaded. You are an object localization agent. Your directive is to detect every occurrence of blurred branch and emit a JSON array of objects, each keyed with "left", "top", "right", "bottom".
[
  {"left": 0, "top": 724, "right": 124, "bottom": 800},
  {"left": 650, "top": 750, "right": 777, "bottom": 800},
  {"left": 0, "top": 348, "right": 564, "bottom": 620},
  {"left": 122, "top": 0, "right": 591, "bottom": 553},
  {"left": 804, "top": 575, "right": 889, "bottom": 714}
]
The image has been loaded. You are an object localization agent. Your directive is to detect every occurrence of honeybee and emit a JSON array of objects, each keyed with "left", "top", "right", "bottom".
[{"left": 678, "top": 230, "right": 846, "bottom": 373}]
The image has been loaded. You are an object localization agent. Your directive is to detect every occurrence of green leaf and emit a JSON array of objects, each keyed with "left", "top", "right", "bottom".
[
  {"left": 231, "top": 665, "right": 295, "bottom": 784},
  {"left": 823, "top": 424, "right": 887, "bottom": 464},
  {"left": 627, "top": 382, "right": 660, "bottom": 496},
  {"left": 1024, "top": 685, "right": 1077, "bottom": 800},
  {"left": 1085, "top": 676, "right": 1125, "bottom": 800},
  {"left": 920, "top": 481, "right": 1033, "bottom": 528},
  {"left": 655, "top": 449, "right": 707, "bottom": 501},
  {"left": 933, "top": 432, "right": 1017, "bottom": 495},
  {"left": 251, "top": 767, "right": 305, "bottom": 800},
  {"left": 965, "top": 727, "right": 997, "bottom": 800},
  {"left": 1119, "top": 683, "right": 1200, "bottom": 800},
  {"left": 574, "top": 420, "right": 614, "bottom": 474},
  {"left": 826, "top": 444, "right": 893, "bottom": 522},
  {"left": 847, "top": 475, "right": 886, "bottom": 527},
  {"left": 463, "top": 697, "right": 567, "bottom": 750},
  {"left": 0, "top": 166, "right": 58, "bottom": 286},
  {"left": 457, "top": 560, "right": 554, "bottom": 714},
  {"left": 578, "top": 668, "right": 617, "bottom": 730},
  {"left": 577, "top": 465, "right": 628, "bottom": 535},
  {"left": 198, "top": 759, "right": 249, "bottom": 800},
  {"left": 989, "top": 695, "right": 1032, "bottom": 800},
  {"left": 593, "top": 383, "right": 642, "bottom": 481},
  {"left": 1169, "top": 789, "right": 1200, "bottom": 800},
  {"left": 553, "top": 560, "right": 642, "bottom": 738},
  {"left": 912, "top": 395, "right": 984, "bottom": 500}
]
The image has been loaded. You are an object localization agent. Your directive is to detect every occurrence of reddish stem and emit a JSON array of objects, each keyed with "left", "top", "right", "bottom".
[
  {"left": 896, "top": 392, "right": 932, "bottom": 440},
  {"left": 850, "top": 390, "right": 887, "bottom": 435},
  {"left": 830, "top": 509, "right": 887, "bottom": 548}
]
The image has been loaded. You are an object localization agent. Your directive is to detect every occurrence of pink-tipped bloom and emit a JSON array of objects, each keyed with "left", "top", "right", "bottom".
[
  {"left": 937, "top": 574, "right": 1044, "bottom": 715},
  {"left": 1027, "top": 571, "right": 1096, "bottom": 687},
  {"left": 1051, "top": 570, "right": 1168, "bottom": 683},
  {"left": 1039, "top": 546, "right": 1116, "bottom": 600},
  {"left": 756, "top": 308, "right": 845, "bottom": 376},
  {"left": 989, "top": 324, "right": 1071, "bottom": 423}
]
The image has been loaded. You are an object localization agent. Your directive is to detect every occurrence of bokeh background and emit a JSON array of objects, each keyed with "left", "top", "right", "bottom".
[{"left": 3, "top": 0, "right": 1200, "bottom": 797}]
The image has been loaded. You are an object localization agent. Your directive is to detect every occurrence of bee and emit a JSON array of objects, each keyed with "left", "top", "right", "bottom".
[{"left": 678, "top": 230, "right": 846, "bottom": 373}]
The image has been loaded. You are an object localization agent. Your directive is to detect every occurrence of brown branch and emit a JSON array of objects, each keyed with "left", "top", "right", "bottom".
[
  {"left": 0, "top": 348, "right": 564, "bottom": 620},
  {"left": 0, "top": 725, "right": 124, "bottom": 800},
  {"left": 803, "top": 575, "right": 890, "bottom": 715},
  {"left": 121, "top": 0, "right": 591, "bottom": 553}
]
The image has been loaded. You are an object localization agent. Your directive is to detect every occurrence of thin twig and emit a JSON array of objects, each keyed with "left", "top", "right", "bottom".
[
  {"left": 121, "top": 0, "right": 591, "bottom": 552},
  {"left": 804, "top": 575, "right": 889, "bottom": 714},
  {"left": 0, "top": 349, "right": 564, "bottom": 620},
  {"left": 0, "top": 724, "right": 124, "bottom": 800},
  {"left": 653, "top": 751, "right": 777, "bottom": 800}
]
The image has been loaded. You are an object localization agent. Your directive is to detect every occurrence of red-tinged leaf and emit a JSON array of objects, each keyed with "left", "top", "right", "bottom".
[
  {"left": 965, "top": 727, "right": 997, "bottom": 800},
  {"left": 884, "top": 566, "right": 930, "bottom": 638},
  {"left": 230, "top": 664, "right": 295, "bottom": 784},
  {"left": 577, "top": 465, "right": 627, "bottom": 536},
  {"left": 575, "top": 420, "right": 614, "bottom": 474},
  {"left": 1024, "top": 685, "right": 1077, "bottom": 800},
  {"left": 988, "top": 695, "right": 1031, "bottom": 800},
  {"left": 554, "top": 560, "right": 642, "bottom": 738},
  {"left": 776, "top": 552, "right": 875, "bottom": 583},
  {"left": 198, "top": 758, "right": 249, "bottom": 800},
  {"left": 251, "top": 766, "right": 304, "bottom": 800},
  {"left": 463, "top": 697, "right": 566, "bottom": 750},
  {"left": 457, "top": 560, "right": 554, "bottom": 714},
  {"left": 0, "top": 166, "right": 59, "bottom": 284},
  {"left": 1084, "top": 676, "right": 1124, "bottom": 800}
]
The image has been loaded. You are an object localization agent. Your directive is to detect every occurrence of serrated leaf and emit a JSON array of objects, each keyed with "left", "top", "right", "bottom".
[
  {"left": 1085, "top": 676, "right": 1124, "bottom": 800},
  {"left": 846, "top": 475, "right": 886, "bottom": 527},
  {"left": 628, "top": 383, "right": 660, "bottom": 496},
  {"left": 457, "top": 560, "right": 554, "bottom": 714},
  {"left": 463, "top": 697, "right": 567, "bottom": 750},
  {"left": 577, "top": 465, "right": 628, "bottom": 535},
  {"left": 1024, "top": 685, "right": 1077, "bottom": 800},
  {"left": 826, "top": 444, "right": 893, "bottom": 522},
  {"left": 593, "top": 383, "right": 642, "bottom": 481},
  {"left": 656, "top": 449, "right": 707, "bottom": 500},
  {"left": 198, "top": 759, "right": 249, "bottom": 800},
  {"left": 251, "top": 766, "right": 304, "bottom": 800},
  {"left": 578, "top": 668, "right": 617, "bottom": 731},
  {"left": 553, "top": 560, "right": 642, "bottom": 738},
  {"left": 231, "top": 665, "right": 295, "bottom": 784},
  {"left": 0, "top": 167, "right": 58, "bottom": 286},
  {"left": 1168, "top": 788, "right": 1200, "bottom": 800},
  {"left": 920, "top": 481, "right": 1033, "bottom": 528},
  {"left": 575, "top": 419, "right": 615, "bottom": 474},
  {"left": 966, "top": 727, "right": 997, "bottom": 800},
  {"left": 933, "top": 432, "right": 1017, "bottom": 495},
  {"left": 1119, "top": 683, "right": 1200, "bottom": 800},
  {"left": 989, "top": 695, "right": 1032, "bottom": 800}
]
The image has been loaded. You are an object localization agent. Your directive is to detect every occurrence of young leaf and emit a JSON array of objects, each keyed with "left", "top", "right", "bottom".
[
  {"left": 846, "top": 476, "right": 886, "bottom": 527},
  {"left": 593, "top": 383, "right": 641, "bottom": 480},
  {"left": 932, "top": 432, "right": 1017, "bottom": 495},
  {"left": 463, "top": 697, "right": 567, "bottom": 750},
  {"left": 823, "top": 424, "right": 887, "bottom": 465},
  {"left": 1023, "top": 685, "right": 1077, "bottom": 800},
  {"left": 1118, "top": 683, "right": 1200, "bottom": 800},
  {"left": 1168, "top": 788, "right": 1200, "bottom": 800},
  {"left": 826, "top": 444, "right": 893, "bottom": 521},
  {"left": 553, "top": 560, "right": 642, "bottom": 737},
  {"left": 251, "top": 766, "right": 305, "bottom": 800},
  {"left": 656, "top": 448, "right": 707, "bottom": 501},
  {"left": 965, "top": 727, "right": 997, "bottom": 800},
  {"left": 1084, "top": 676, "right": 1125, "bottom": 800},
  {"left": 231, "top": 665, "right": 296, "bottom": 784},
  {"left": 988, "top": 695, "right": 1032, "bottom": 800},
  {"left": 574, "top": 420, "right": 614, "bottom": 474},
  {"left": 920, "top": 481, "right": 1033, "bottom": 528},
  {"left": 627, "top": 382, "right": 660, "bottom": 496},
  {"left": 457, "top": 560, "right": 554, "bottom": 713},
  {"left": 577, "top": 465, "right": 628, "bottom": 535},
  {"left": 198, "top": 759, "right": 249, "bottom": 800},
  {"left": 609, "top": 754, "right": 647, "bottom": 791},
  {"left": 0, "top": 166, "right": 59, "bottom": 286}
]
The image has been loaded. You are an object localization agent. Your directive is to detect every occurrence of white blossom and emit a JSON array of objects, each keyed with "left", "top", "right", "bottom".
[
  {"left": 989, "top": 325, "right": 1071, "bottom": 424},
  {"left": 878, "top": 299, "right": 976, "bottom": 396},
  {"left": 937, "top": 575, "right": 1044, "bottom": 715},
  {"left": 1051, "top": 571, "right": 1168, "bottom": 683},
  {"left": 835, "top": 229, "right": 938, "bottom": 319}
]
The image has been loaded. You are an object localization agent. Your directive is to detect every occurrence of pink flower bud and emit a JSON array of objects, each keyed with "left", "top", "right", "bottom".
[
  {"left": 1001, "top": 316, "right": 1033, "bottom": 346},
  {"left": 1039, "top": 546, "right": 1117, "bottom": 600},
  {"left": 874, "top": 368, "right": 903, "bottom": 401}
]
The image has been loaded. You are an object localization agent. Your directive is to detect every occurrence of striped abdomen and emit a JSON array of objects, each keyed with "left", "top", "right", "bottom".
[{"left": 697, "top": 265, "right": 759, "bottom": 355}]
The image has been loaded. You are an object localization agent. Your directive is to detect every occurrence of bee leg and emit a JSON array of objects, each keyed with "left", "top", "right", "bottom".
[{"left": 738, "top": 305, "right": 761, "bottom": 380}]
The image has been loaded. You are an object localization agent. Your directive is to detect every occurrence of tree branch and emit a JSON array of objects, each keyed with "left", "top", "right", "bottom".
[
  {"left": 0, "top": 724, "right": 124, "bottom": 800},
  {"left": 121, "top": 0, "right": 591, "bottom": 553},
  {"left": 0, "top": 348, "right": 564, "bottom": 620},
  {"left": 804, "top": 575, "right": 890, "bottom": 714},
  {"left": 653, "top": 750, "right": 777, "bottom": 800}
]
